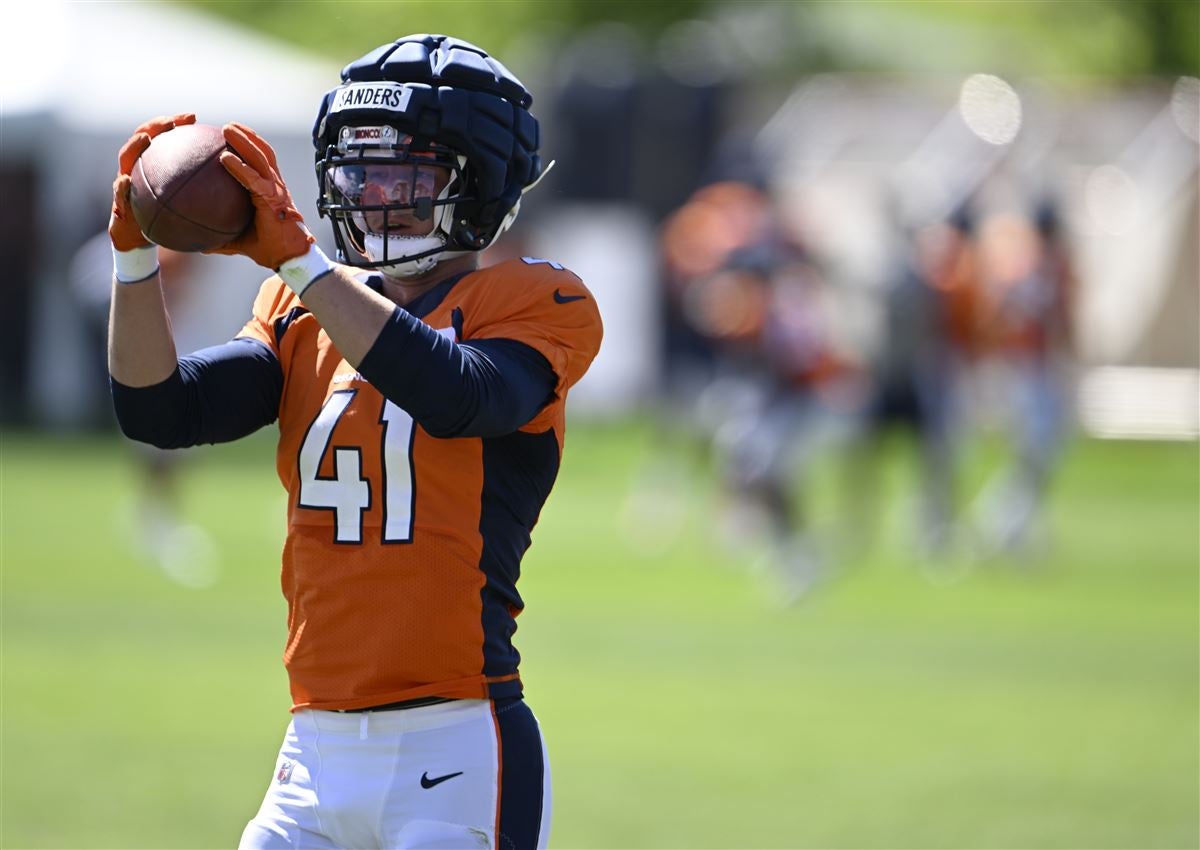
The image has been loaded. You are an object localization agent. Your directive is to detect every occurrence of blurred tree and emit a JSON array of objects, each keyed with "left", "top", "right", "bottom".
[
  {"left": 924, "top": 0, "right": 1199, "bottom": 77},
  {"left": 1114, "top": 0, "right": 1200, "bottom": 76},
  {"left": 173, "top": 0, "right": 706, "bottom": 80},
  {"left": 181, "top": 0, "right": 1197, "bottom": 80}
]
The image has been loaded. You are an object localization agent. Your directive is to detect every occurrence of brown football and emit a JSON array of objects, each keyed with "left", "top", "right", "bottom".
[{"left": 129, "top": 123, "right": 253, "bottom": 252}]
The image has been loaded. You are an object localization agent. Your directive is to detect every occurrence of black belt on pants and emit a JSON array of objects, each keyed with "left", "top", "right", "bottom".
[{"left": 337, "top": 695, "right": 457, "bottom": 713}]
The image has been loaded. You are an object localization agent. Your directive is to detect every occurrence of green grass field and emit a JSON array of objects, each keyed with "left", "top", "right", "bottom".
[{"left": 2, "top": 422, "right": 1197, "bottom": 849}]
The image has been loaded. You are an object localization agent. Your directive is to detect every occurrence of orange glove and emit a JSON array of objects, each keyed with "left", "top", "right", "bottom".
[
  {"left": 207, "top": 122, "right": 314, "bottom": 270},
  {"left": 109, "top": 113, "right": 196, "bottom": 252}
]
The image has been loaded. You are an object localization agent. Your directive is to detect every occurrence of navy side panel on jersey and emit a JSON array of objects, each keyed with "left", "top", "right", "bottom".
[{"left": 479, "top": 429, "right": 561, "bottom": 695}]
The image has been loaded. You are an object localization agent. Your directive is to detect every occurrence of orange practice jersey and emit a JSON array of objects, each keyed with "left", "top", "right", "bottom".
[{"left": 236, "top": 257, "right": 603, "bottom": 711}]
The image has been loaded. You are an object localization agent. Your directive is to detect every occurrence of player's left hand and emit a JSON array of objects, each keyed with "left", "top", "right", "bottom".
[{"left": 205, "top": 122, "right": 314, "bottom": 270}]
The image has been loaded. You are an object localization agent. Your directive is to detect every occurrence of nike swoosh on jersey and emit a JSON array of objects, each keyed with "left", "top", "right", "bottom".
[{"left": 553, "top": 288, "right": 586, "bottom": 304}]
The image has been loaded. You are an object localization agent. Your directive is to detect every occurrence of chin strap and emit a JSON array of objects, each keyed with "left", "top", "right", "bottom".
[
  {"left": 363, "top": 232, "right": 447, "bottom": 277},
  {"left": 378, "top": 257, "right": 438, "bottom": 277}
]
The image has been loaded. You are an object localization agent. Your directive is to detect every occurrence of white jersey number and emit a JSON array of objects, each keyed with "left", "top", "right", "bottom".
[{"left": 297, "top": 390, "right": 416, "bottom": 544}]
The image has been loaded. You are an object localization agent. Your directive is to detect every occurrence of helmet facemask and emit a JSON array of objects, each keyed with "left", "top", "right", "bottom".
[{"left": 318, "top": 126, "right": 470, "bottom": 277}]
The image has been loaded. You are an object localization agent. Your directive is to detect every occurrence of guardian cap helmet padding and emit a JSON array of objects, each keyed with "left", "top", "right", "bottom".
[{"left": 312, "top": 34, "right": 543, "bottom": 276}]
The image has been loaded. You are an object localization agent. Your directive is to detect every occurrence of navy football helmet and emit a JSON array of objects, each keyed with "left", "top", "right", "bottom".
[{"left": 312, "top": 34, "right": 544, "bottom": 276}]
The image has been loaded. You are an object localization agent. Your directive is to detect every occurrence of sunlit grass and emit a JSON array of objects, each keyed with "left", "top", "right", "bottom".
[{"left": 2, "top": 424, "right": 1196, "bottom": 848}]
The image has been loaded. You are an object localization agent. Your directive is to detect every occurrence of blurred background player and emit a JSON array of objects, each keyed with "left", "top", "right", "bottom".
[
  {"left": 617, "top": 177, "right": 778, "bottom": 553},
  {"left": 848, "top": 204, "right": 982, "bottom": 564},
  {"left": 70, "top": 230, "right": 218, "bottom": 586},
  {"left": 106, "top": 34, "right": 601, "bottom": 850},
  {"left": 706, "top": 240, "right": 858, "bottom": 600},
  {"left": 971, "top": 198, "right": 1077, "bottom": 558},
  {"left": 648, "top": 172, "right": 859, "bottom": 600},
  {"left": 658, "top": 178, "right": 777, "bottom": 432}
]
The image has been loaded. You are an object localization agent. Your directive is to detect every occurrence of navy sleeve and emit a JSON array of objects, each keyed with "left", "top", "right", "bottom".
[
  {"left": 358, "top": 307, "right": 556, "bottom": 439},
  {"left": 110, "top": 337, "right": 282, "bottom": 449}
]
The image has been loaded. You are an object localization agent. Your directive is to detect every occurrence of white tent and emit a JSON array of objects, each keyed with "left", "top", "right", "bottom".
[
  {"left": 1, "top": 1, "right": 340, "bottom": 426},
  {"left": 2, "top": 1, "right": 338, "bottom": 134}
]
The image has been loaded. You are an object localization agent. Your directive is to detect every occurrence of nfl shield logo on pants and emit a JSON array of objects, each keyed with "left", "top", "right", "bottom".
[{"left": 276, "top": 760, "right": 294, "bottom": 784}]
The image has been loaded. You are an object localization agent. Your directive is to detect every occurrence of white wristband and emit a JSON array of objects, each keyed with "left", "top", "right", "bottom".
[
  {"left": 278, "top": 244, "right": 335, "bottom": 297},
  {"left": 112, "top": 245, "right": 159, "bottom": 283}
]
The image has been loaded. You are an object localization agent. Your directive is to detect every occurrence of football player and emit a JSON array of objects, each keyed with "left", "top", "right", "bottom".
[
  {"left": 971, "top": 201, "right": 1076, "bottom": 557},
  {"left": 107, "top": 34, "right": 602, "bottom": 850}
]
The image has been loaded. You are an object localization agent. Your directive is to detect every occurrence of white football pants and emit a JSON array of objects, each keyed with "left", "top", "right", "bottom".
[{"left": 239, "top": 697, "right": 551, "bottom": 850}]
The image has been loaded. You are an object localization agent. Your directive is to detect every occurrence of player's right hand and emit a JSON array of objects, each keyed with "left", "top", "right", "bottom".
[
  {"left": 109, "top": 113, "right": 197, "bottom": 252},
  {"left": 206, "top": 122, "right": 314, "bottom": 270}
]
